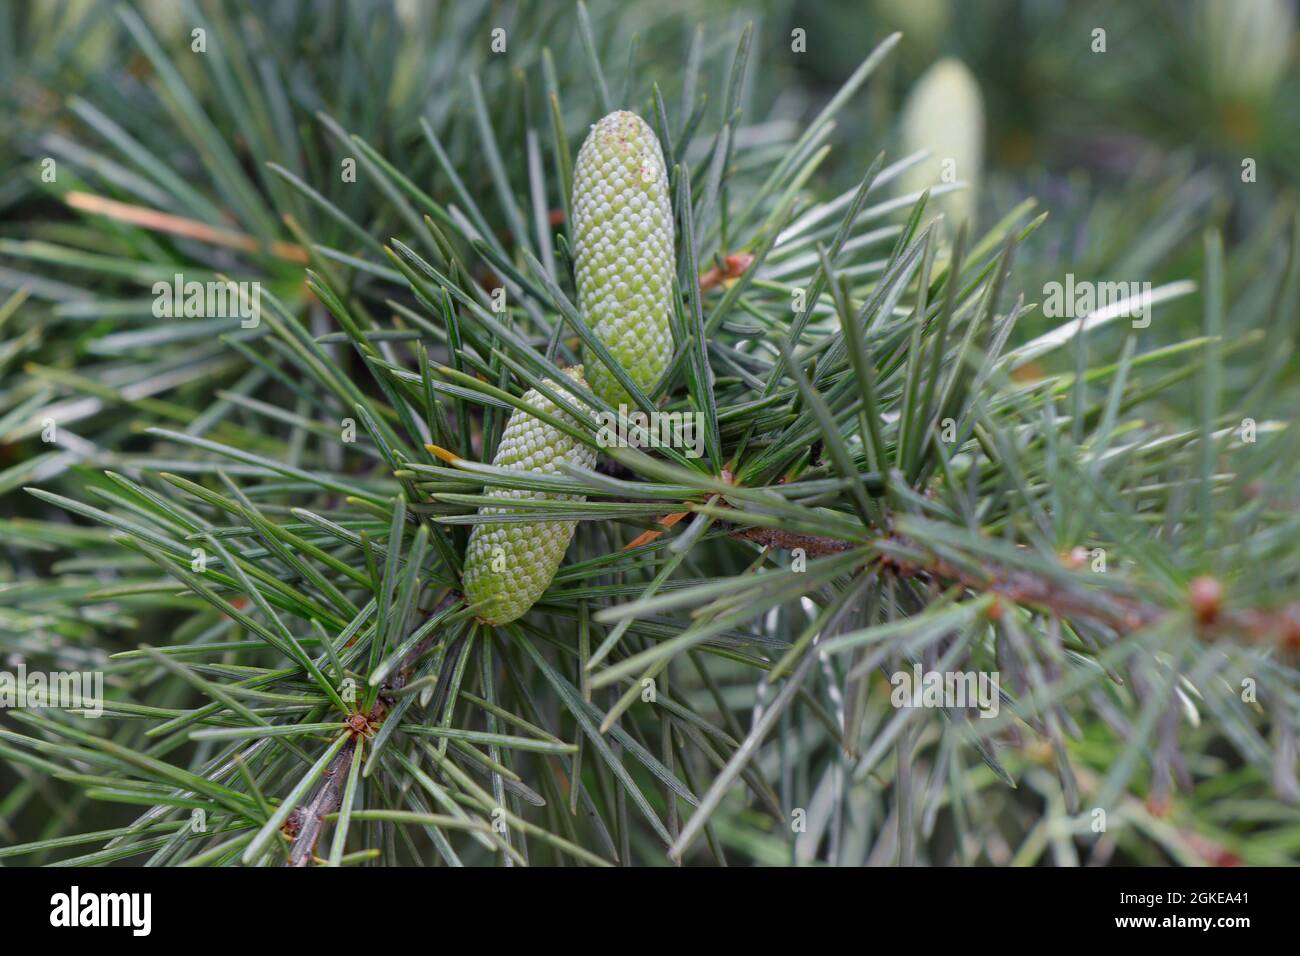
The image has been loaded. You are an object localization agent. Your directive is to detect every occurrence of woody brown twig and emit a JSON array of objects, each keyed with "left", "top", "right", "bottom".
[
  {"left": 284, "top": 590, "right": 462, "bottom": 866},
  {"left": 718, "top": 519, "right": 1300, "bottom": 651},
  {"left": 722, "top": 523, "right": 856, "bottom": 557},
  {"left": 285, "top": 742, "right": 355, "bottom": 867}
]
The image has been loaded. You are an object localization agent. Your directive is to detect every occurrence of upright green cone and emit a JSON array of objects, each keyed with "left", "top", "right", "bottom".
[
  {"left": 572, "top": 110, "right": 675, "bottom": 409},
  {"left": 1197, "top": 0, "right": 1293, "bottom": 106},
  {"left": 461, "top": 367, "right": 597, "bottom": 625},
  {"left": 897, "top": 58, "right": 984, "bottom": 229}
]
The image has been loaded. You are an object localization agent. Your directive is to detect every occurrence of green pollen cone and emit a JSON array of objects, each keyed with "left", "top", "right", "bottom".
[
  {"left": 897, "top": 57, "right": 984, "bottom": 230},
  {"left": 572, "top": 110, "right": 675, "bottom": 410},
  {"left": 461, "top": 366, "right": 597, "bottom": 625}
]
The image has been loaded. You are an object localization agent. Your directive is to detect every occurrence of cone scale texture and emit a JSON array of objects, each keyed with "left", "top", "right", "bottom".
[
  {"left": 571, "top": 110, "right": 675, "bottom": 409},
  {"left": 462, "top": 367, "right": 597, "bottom": 625}
]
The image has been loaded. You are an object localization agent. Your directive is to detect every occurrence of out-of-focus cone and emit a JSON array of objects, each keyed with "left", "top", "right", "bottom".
[
  {"left": 897, "top": 57, "right": 985, "bottom": 231},
  {"left": 1198, "top": 0, "right": 1294, "bottom": 105}
]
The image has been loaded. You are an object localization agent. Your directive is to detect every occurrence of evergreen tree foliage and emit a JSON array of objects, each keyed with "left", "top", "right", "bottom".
[{"left": 0, "top": 0, "right": 1297, "bottom": 867}]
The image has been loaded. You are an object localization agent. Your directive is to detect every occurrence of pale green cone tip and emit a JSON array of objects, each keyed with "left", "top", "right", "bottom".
[
  {"left": 1198, "top": 0, "right": 1293, "bottom": 104},
  {"left": 461, "top": 366, "right": 597, "bottom": 626},
  {"left": 898, "top": 57, "right": 984, "bottom": 230},
  {"left": 572, "top": 110, "right": 675, "bottom": 410}
]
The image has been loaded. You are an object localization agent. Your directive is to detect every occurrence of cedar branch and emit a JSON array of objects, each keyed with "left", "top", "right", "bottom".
[{"left": 284, "top": 590, "right": 463, "bottom": 866}]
